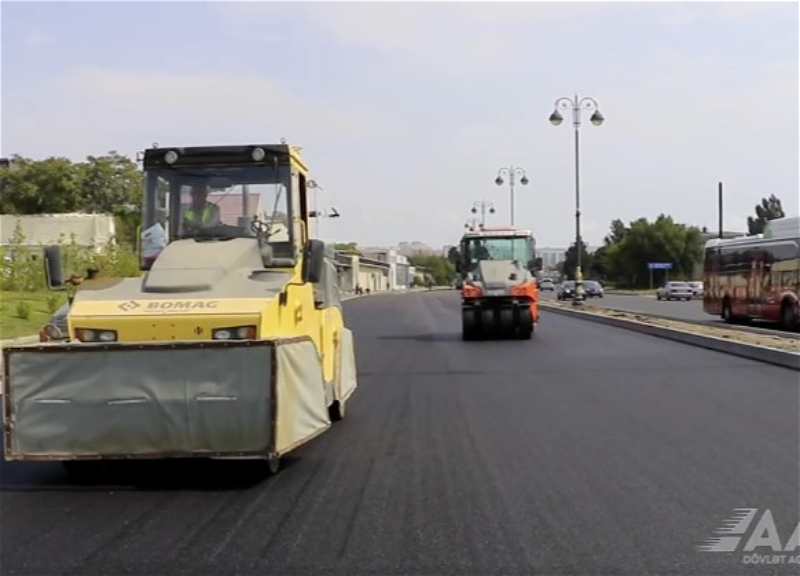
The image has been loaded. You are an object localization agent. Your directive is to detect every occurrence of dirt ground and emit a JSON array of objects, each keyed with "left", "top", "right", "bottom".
[{"left": 541, "top": 300, "right": 800, "bottom": 353}]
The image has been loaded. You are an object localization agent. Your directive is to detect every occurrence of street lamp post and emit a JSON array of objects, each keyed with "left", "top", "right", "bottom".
[
  {"left": 549, "top": 94, "right": 604, "bottom": 305},
  {"left": 470, "top": 200, "right": 496, "bottom": 227},
  {"left": 307, "top": 179, "right": 324, "bottom": 237},
  {"left": 464, "top": 217, "right": 480, "bottom": 232},
  {"left": 494, "top": 166, "right": 528, "bottom": 227}
]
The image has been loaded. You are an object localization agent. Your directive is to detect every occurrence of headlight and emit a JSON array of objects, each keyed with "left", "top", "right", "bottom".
[
  {"left": 75, "top": 329, "right": 118, "bottom": 342},
  {"left": 212, "top": 325, "right": 257, "bottom": 340}
]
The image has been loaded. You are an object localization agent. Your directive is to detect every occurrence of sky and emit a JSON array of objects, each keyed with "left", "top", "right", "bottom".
[{"left": 1, "top": 0, "right": 798, "bottom": 250}]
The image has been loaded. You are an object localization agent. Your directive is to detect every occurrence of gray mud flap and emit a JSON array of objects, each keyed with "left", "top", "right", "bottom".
[
  {"left": 3, "top": 341, "right": 277, "bottom": 460},
  {"left": 336, "top": 328, "right": 358, "bottom": 404}
]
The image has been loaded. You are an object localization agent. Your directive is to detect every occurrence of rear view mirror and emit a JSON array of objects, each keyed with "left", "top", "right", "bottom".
[
  {"left": 43, "top": 245, "right": 65, "bottom": 288},
  {"left": 302, "top": 239, "right": 325, "bottom": 284}
]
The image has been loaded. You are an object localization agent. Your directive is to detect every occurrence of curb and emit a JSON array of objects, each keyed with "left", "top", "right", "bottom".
[
  {"left": 541, "top": 303, "right": 800, "bottom": 371},
  {"left": 0, "top": 335, "right": 39, "bottom": 347}
]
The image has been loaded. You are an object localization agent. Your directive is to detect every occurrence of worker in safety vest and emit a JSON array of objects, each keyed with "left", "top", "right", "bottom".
[{"left": 181, "top": 183, "right": 221, "bottom": 234}]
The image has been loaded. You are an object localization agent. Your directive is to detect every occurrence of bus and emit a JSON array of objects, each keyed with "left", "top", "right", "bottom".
[{"left": 703, "top": 216, "right": 800, "bottom": 330}]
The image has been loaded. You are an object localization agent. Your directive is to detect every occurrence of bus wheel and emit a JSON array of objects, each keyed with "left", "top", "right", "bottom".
[
  {"left": 780, "top": 301, "right": 796, "bottom": 331},
  {"left": 721, "top": 300, "right": 733, "bottom": 323}
]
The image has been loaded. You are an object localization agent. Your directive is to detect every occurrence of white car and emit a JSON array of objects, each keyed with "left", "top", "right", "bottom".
[
  {"left": 539, "top": 278, "right": 555, "bottom": 291},
  {"left": 656, "top": 281, "right": 693, "bottom": 301},
  {"left": 687, "top": 281, "right": 704, "bottom": 298}
]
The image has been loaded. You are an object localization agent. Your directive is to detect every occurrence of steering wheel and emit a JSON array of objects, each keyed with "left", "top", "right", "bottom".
[{"left": 250, "top": 218, "right": 272, "bottom": 237}]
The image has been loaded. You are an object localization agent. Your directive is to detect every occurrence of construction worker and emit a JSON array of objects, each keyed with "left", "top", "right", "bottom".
[{"left": 181, "top": 183, "right": 221, "bottom": 234}]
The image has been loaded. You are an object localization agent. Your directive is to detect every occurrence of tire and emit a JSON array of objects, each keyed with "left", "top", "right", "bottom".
[
  {"left": 266, "top": 454, "right": 281, "bottom": 475},
  {"left": 721, "top": 299, "right": 733, "bottom": 323},
  {"left": 780, "top": 301, "right": 796, "bottom": 331},
  {"left": 329, "top": 399, "right": 345, "bottom": 422},
  {"left": 462, "top": 308, "right": 478, "bottom": 340},
  {"left": 499, "top": 308, "right": 515, "bottom": 337},
  {"left": 479, "top": 308, "right": 494, "bottom": 338},
  {"left": 516, "top": 307, "right": 534, "bottom": 340}
]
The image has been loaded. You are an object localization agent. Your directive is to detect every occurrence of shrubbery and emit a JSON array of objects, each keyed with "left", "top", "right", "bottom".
[{"left": 0, "top": 220, "right": 140, "bottom": 293}]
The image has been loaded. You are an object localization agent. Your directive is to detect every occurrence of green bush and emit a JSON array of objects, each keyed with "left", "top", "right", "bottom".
[
  {"left": 46, "top": 294, "right": 61, "bottom": 313},
  {"left": 15, "top": 301, "right": 31, "bottom": 320},
  {"left": 0, "top": 222, "right": 140, "bottom": 292}
]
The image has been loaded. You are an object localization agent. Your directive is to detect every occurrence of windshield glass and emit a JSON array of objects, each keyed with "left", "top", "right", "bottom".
[
  {"left": 462, "top": 237, "right": 532, "bottom": 266},
  {"left": 140, "top": 164, "right": 294, "bottom": 268}
]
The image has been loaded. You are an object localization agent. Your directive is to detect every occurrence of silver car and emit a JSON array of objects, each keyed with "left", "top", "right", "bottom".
[
  {"left": 687, "top": 281, "right": 704, "bottom": 298},
  {"left": 656, "top": 281, "right": 693, "bottom": 301}
]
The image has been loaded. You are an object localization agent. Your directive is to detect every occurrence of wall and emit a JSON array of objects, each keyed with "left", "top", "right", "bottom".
[{"left": 1, "top": 213, "right": 116, "bottom": 250}]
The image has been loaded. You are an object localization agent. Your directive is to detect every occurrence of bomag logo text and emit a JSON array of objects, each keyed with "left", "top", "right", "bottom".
[{"left": 147, "top": 301, "right": 219, "bottom": 310}]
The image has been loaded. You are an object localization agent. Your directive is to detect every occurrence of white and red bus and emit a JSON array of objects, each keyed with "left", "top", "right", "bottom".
[{"left": 703, "top": 216, "right": 800, "bottom": 330}]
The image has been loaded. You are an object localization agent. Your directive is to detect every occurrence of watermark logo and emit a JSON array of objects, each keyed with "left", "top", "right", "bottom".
[{"left": 699, "top": 508, "right": 800, "bottom": 565}]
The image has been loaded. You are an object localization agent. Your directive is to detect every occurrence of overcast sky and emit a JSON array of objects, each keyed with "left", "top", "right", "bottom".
[{"left": 2, "top": 1, "right": 797, "bottom": 249}]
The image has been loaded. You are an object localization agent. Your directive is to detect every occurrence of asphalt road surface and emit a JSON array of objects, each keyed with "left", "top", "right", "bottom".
[{"left": 2, "top": 291, "right": 798, "bottom": 575}]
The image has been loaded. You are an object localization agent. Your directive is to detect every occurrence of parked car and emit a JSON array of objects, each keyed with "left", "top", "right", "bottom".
[
  {"left": 584, "top": 280, "right": 604, "bottom": 298},
  {"left": 656, "top": 281, "right": 693, "bottom": 301},
  {"left": 687, "top": 281, "right": 704, "bottom": 298}
]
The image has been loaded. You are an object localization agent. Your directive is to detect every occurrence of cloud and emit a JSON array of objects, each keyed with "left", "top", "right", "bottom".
[
  {"left": 216, "top": 1, "right": 614, "bottom": 77},
  {"left": 3, "top": 66, "right": 409, "bottom": 158},
  {"left": 22, "top": 30, "right": 54, "bottom": 48},
  {"left": 658, "top": 2, "right": 794, "bottom": 27},
  {"left": 1, "top": 66, "right": 419, "bottom": 246},
  {"left": 3, "top": 1, "right": 797, "bottom": 248}
]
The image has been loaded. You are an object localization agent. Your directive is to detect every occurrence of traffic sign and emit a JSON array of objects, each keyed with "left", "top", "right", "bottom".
[{"left": 647, "top": 262, "right": 673, "bottom": 270}]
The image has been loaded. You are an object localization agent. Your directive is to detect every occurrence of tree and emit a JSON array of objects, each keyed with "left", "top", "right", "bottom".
[
  {"left": 747, "top": 194, "right": 785, "bottom": 235},
  {"left": 601, "top": 214, "right": 704, "bottom": 288},
  {"left": 604, "top": 218, "right": 628, "bottom": 245},
  {"left": 447, "top": 246, "right": 460, "bottom": 265},
  {"left": 408, "top": 254, "right": 455, "bottom": 285},
  {"left": 0, "top": 153, "right": 144, "bottom": 246},
  {"left": 78, "top": 152, "right": 143, "bottom": 246},
  {"left": 561, "top": 240, "right": 594, "bottom": 280},
  {"left": 334, "top": 242, "right": 361, "bottom": 255},
  {"left": 0, "top": 155, "right": 85, "bottom": 214},
  {"left": 589, "top": 245, "right": 609, "bottom": 280}
]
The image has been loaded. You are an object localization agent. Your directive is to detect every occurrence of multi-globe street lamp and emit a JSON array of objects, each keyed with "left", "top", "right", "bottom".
[
  {"left": 470, "top": 199, "right": 496, "bottom": 227},
  {"left": 494, "top": 167, "right": 528, "bottom": 227},
  {"left": 549, "top": 94, "right": 604, "bottom": 305}
]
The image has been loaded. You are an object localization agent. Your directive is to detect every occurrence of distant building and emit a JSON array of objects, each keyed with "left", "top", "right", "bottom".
[
  {"left": 360, "top": 246, "right": 412, "bottom": 290},
  {"left": 181, "top": 191, "right": 262, "bottom": 227},
  {"left": 397, "top": 241, "right": 437, "bottom": 257},
  {"left": 537, "top": 247, "right": 567, "bottom": 270}
]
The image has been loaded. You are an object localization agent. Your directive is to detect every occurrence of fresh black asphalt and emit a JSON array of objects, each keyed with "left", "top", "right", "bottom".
[{"left": 1, "top": 290, "right": 798, "bottom": 575}]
